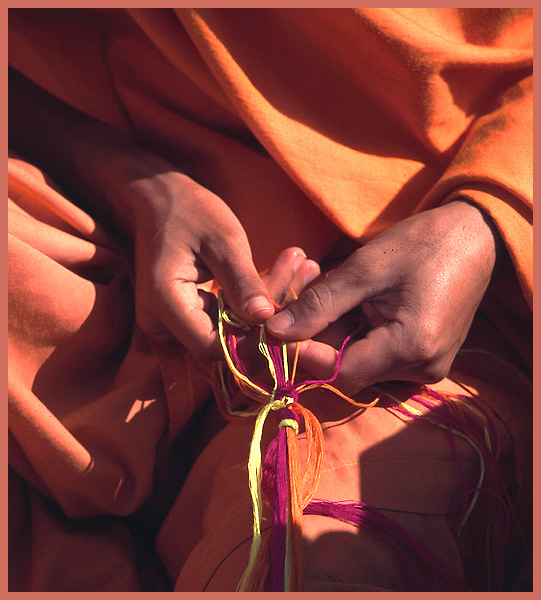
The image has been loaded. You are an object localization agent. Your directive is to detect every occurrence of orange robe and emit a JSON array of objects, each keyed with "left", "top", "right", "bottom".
[{"left": 8, "top": 8, "right": 532, "bottom": 591}]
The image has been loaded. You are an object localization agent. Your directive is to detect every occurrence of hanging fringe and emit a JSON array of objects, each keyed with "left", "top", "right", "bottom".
[
  {"left": 216, "top": 291, "right": 378, "bottom": 591},
  {"left": 214, "top": 291, "right": 520, "bottom": 592},
  {"left": 304, "top": 499, "right": 471, "bottom": 591}
]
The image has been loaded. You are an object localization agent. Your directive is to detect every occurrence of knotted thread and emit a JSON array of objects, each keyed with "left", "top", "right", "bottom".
[
  {"left": 215, "top": 291, "right": 519, "bottom": 592},
  {"left": 216, "top": 291, "right": 380, "bottom": 591}
]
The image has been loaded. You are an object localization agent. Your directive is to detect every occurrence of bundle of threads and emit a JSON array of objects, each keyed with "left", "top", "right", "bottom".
[{"left": 214, "top": 291, "right": 517, "bottom": 592}]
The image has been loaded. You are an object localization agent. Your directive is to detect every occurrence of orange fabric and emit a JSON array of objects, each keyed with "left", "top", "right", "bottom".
[
  {"left": 8, "top": 8, "right": 532, "bottom": 592},
  {"left": 157, "top": 376, "right": 529, "bottom": 591},
  {"left": 8, "top": 154, "right": 215, "bottom": 590}
]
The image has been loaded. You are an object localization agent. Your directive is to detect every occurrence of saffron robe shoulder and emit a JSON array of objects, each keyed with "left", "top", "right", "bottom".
[{"left": 8, "top": 6, "right": 532, "bottom": 379}]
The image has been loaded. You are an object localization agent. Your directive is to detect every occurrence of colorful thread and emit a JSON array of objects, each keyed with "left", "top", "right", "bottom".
[{"left": 215, "top": 291, "right": 516, "bottom": 591}]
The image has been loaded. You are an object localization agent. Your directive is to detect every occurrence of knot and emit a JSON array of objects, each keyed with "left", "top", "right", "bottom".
[
  {"left": 275, "top": 406, "right": 301, "bottom": 433},
  {"left": 273, "top": 381, "right": 299, "bottom": 404},
  {"left": 278, "top": 418, "right": 299, "bottom": 433}
]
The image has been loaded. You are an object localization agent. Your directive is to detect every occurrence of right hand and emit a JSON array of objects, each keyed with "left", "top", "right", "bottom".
[
  {"left": 266, "top": 201, "right": 499, "bottom": 394},
  {"left": 129, "top": 171, "right": 319, "bottom": 361},
  {"left": 8, "top": 68, "right": 322, "bottom": 362}
]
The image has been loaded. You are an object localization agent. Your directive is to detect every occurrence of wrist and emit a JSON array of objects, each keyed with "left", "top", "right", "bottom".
[
  {"left": 440, "top": 198, "right": 502, "bottom": 276},
  {"left": 67, "top": 128, "right": 190, "bottom": 246}
]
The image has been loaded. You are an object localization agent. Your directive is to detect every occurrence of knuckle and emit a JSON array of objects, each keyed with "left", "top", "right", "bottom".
[
  {"left": 400, "top": 321, "right": 451, "bottom": 383},
  {"left": 202, "top": 224, "right": 246, "bottom": 258},
  {"left": 298, "top": 282, "right": 334, "bottom": 319},
  {"left": 416, "top": 358, "right": 450, "bottom": 384},
  {"left": 407, "top": 320, "right": 440, "bottom": 362}
]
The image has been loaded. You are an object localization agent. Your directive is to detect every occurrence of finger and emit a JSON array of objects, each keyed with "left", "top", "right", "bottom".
[
  {"left": 201, "top": 238, "right": 275, "bottom": 324},
  {"left": 137, "top": 284, "right": 222, "bottom": 361},
  {"left": 231, "top": 247, "right": 318, "bottom": 361},
  {"left": 301, "top": 320, "right": 449, "bottom": 395},
  {"left": 332, "top": 324, "right": 404, "bottom": 393},
  {"left": 295, "top": 338, "right": 340, "bottom": 380},
  {"left": 261, "top": 247, "right": 321, "bottom": 305},
  {"left": 261, "top": 247, "right": 307, "bottom": 303},
  {"left": 289, "top": 259, "right": 321, "bottom": 298},
  {"left": 293, "top": 324, "right": 398, "bottom": 394},
  {"left": 266, "top": 254, "right": 371, "bottom": 340}
]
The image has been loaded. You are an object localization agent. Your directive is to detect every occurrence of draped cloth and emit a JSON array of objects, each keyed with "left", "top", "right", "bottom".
[{"left": 8, "top": 8, "right": 532, "bottom": 591}]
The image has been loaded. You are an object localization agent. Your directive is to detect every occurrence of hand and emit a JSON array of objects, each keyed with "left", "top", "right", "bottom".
[
  {"left": 8, "top": 70, "right": 320, "bottom": 361},
  {"left": 266, "top": 200, "right": 500, "bottom": 394},
  {"left": 260, "top": 246, "right": 321, "bottom": 309},
  {"left": 225, "top": 245, "right": 321, "bottom": 376},
  {"left": 129, "top": 172, "right": 322, "bottom": 360}
]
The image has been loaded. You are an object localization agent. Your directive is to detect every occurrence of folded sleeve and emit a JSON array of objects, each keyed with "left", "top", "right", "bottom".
[{"left": 421, "top": 72, "right": 532, "bottom": 309}]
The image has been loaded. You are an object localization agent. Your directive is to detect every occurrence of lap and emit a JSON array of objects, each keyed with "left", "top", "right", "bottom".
[{"left": 157, "top": 376, "right": 518, "bottom": 591}]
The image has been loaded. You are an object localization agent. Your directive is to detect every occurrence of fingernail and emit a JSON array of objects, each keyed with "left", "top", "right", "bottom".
[
  {"left": 303, "top": 263, "right": 320, "bottom": 287},
  {"left": 267, "top": 309, "right": 294, "bottom": 334},
  {"left": 292, "top": 250, "right": 307, "bottom": 273},
  {"left": 245, "top": 295, "right": 274, "bottom": 317}
]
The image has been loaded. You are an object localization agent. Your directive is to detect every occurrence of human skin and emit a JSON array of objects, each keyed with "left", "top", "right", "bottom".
[
  {"left": 266, "top": 199, "right": 501, "bottom": 394},
  {"left": 9, "top": 68, "right": 500, "bottom": 392},
  {"left": 8, "top": 68, "right": 319, "bottom": 360}
]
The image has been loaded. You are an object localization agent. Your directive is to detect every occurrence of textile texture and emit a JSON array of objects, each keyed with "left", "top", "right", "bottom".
[{"left": 8, "top": 8, "right": 532, "bottom": 592}]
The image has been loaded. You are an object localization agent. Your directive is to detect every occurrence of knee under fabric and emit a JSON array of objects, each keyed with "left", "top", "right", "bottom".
[{"left": 209, "top": 292, "right": 517, "bottom": 592}]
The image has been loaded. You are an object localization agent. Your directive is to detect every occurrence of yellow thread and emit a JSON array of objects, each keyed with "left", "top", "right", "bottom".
[
  {"left": 238, "top": 399, "right": 285, "bottom": 591},
  {"left": 290, "top": 342, "right": 300, "bottom": 383},
  {"left": 258, "top": 328, "right": 281, "bottom": 399},
  {"left": 435, "top": 424, "right": 486, "bottom": 536},
  {"left": 218, "top": 296, "right": 270, "bottom": 402},
  {"left": 279, "top": 418, "right": 299, "bottom": 432},
  {"left": 217, "top": 290, "right": 383, "bottom": 592},
  {"left": 380, "top": 389, "right": 424, "bottom": 417},
  {"left": 217, "top": 362, "right": 262, "bottom": 418}
]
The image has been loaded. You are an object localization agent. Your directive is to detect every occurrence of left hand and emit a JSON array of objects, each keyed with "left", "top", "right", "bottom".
[{"left": 266, "top": 200, "right": 500, "bottom": 395}]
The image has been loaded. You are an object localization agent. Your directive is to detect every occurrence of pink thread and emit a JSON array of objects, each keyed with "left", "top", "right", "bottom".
[
  {"left": 270, "top": 424, "right": 289, "bottom": 591},
  {"left": 222, "top": 309, "right": 520, "bottom": 591},
  {"left": 304, "top": 499, "right": 471, "bottom": 591}
]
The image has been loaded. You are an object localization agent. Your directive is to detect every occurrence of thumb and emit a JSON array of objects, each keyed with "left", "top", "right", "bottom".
[
  {"left": 265, "top": 263, "right": 369, "bottom": 341},
  {"left": 204, "top": 243, "right": 275, "bottom": 324}
]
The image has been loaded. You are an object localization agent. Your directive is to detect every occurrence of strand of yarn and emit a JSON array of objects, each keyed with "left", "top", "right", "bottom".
[
  {"left": 217, "top": 291, "right": 376, "bottom": 591},
  {"left": 217, "top": 293, "right": 300, "bottom": 591},
  {"left": 271, "top": 409, "right": 294, "bottom": 590},
  {"left": 215, "top": 292, "right": 518, "bottom": 592},
  {"left": 382, "top": 390, "right": 488, "bottom": 533},
  {"left": 304, "top": 499, "right": 471, "bottom": 591},
  {"left": 380, "top": 384, "right": 516, "bottom": 585},
  {"left": 236, "top": 399, "right": 283, "bottom": 592}
]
